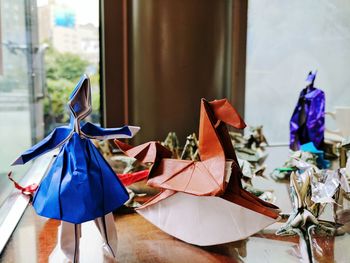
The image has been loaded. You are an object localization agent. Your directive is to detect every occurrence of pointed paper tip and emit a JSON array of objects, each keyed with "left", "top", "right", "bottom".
[
  {"left": 128, "top": 126, "right": 140, "bottom": 137},
  {"left": 114, "top": 139, "right": 134, "bottom": 152},
  {"left": 12, "top": 157, "right": 24, "bottom": 166}
]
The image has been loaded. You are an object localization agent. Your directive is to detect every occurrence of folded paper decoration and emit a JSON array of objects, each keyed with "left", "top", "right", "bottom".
[
  {"left": 49, "top": 213, "right": 118, "bottom": 262},
  {"left": 290, "top": 71, "right": 325, "bottom": 150},
  {"left": 115, "top": 98, "right": 280, "bottom": 246},
  {"left": 12, "top": 74, "right": 139, "bottom": 223},
  {"left": 12, "top": 75, "right": 140, "bottom": 261},
  {"left": 276, "top": 159, "right": 349, "bottom": 252},
  {"left": 300, "top": 142, "right": 330, "bottom": 169}
]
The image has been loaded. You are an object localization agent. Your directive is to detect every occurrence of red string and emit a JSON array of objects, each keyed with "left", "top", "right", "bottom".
[{"left": 7, "top": 171, "right": 38, "bottom": 196}]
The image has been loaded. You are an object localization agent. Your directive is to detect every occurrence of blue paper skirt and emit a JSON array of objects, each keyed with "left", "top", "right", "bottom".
[{"left": 32, "top": 133, "right": 129, "bottom": 224}]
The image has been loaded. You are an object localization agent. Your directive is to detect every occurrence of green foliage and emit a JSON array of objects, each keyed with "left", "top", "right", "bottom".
[
  {"left": 43, "top": 47, "right": 100, "bottom": 130},
  {"left": 45, "top": 47, "right": 89, "bottom": 82},
  {"left": 44, "top": 78, "right": 74, "bottom": 123}
]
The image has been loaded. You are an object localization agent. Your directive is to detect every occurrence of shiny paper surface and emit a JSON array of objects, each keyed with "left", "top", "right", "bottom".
[
  {"left": 116, "top": 98, "right": 280, "bottom": 245},
  {"left": 12, "top": 75, "right": 139, "bottom": 224},
  {"left": 290, "top": 73, "right": 325, "bottom": 150}
]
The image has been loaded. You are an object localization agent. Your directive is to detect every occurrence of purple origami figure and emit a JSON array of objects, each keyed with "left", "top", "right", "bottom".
[{"left": 290, "top": 71, "right": 325, "bottom": 151}]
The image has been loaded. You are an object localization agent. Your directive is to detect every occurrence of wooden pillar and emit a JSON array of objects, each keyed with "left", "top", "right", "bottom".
[
  {"left": 101, "top": 0, "right": 248, "bottom": 141},
  {"left": 100, "top": 0, "right": 128, "bottom": 127},
  {"left": 231, "top": 0, "right": 248, "bottom": 118}
]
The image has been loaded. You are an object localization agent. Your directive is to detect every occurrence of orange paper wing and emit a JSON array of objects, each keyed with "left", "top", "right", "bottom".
[
  {"left": 114, "top": 140, "right": 172, "bottom": 164},
  {"left": 147, "top": 159, "right": 221, "bottom": 196}
]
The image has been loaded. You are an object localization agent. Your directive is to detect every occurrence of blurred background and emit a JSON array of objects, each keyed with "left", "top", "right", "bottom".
[{"left": 1, "top": 0, "right": 350, "bottom": 210}]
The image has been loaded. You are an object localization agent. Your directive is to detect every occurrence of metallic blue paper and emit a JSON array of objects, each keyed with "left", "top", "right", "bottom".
[
  {"left": 290, "top": 72, "right": 325, "bottom": 150},
  {"left": 12, "top": 75, "right": 139, "bottom": 224}
]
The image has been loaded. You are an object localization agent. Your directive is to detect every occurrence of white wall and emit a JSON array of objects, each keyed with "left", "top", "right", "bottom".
[{"left": 245, "top": 0, "right": 350, "bottom": 144}]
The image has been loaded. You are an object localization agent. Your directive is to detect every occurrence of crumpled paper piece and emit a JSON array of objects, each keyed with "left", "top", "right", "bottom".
[
  {"left": 277, "top": 158, "right": 350, "bottom": 238},
  {"left": 229, "top": 125, "right": 268, "bottom": 164},
  {"left": 238, "top": 158, "right": 276, "bottom": 203},
  {"left": 291, "top": 158, "right": 350, "bottom": 205},
  {"left": 311, "top": 168, "right": 350, "bottom": 204},
  {"left": 272, "top": 151, "right": 317, "bottom": 180}
]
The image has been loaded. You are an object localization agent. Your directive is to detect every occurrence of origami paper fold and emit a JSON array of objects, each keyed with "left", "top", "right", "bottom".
[
  {"left": 290, "top": 71, "right": 325, "bottom": 150},
  {"left": 115, "top": 98, "right": 280, "bottom": 246},
  {"left": 300, "top": 142, "right": 330, "bottom": 169},
  {"left": 12, "top": 74, "right": 139, "bottom": 224},
  {"left": 49, "top": 213, "right": 118, "bottom": 262},
  {"left": 11, "top": 75, "right": 140, "bottom": 262},
  {"left": 276, "top": 160, "right": 349, "bottom": 262}
]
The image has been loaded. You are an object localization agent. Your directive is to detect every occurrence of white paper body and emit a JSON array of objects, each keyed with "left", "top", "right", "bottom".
[
  {"left": 138, "top": 192, "right": 277, "bottom": 246},
  {"left": 49, "top": 213, "right": 118, "bottom": 263}
]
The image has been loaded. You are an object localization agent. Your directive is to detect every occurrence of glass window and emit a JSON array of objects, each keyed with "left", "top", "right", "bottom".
[
  {"left": 245, "top": 1, "right": 350, "bottom": 144},
  {"left": 38, "top": 0, "right": 100, "bottom": 133},
  {"left": 0, "top": 0, "right": 34, "bottom": 206},
  {"left": 0, "top": 0, "right": 100, "bottom": 209}
]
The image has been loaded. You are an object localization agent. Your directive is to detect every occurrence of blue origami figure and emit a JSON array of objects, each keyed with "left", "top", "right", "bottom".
[
  {"left": 12, "top": 75, "right": 139, "bottom": 262},
  {"left": 290, "top": 71, "right": 325, "bottom": 151}
]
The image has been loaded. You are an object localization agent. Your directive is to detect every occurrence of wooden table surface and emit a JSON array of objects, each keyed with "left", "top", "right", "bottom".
[{"left": 1, "top": 146, "right": 350, "bottom": 262}]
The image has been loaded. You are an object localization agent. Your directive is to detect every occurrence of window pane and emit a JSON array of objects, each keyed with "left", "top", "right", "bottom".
[
  {"left": 0, "top": 0, "right": 33, "bottom": 206},
  {"left": 37, "top": 0, "right": 100, "bottom": 134},
  {"left": 246, "top": 1, "right": 350, "bottom": 144}
]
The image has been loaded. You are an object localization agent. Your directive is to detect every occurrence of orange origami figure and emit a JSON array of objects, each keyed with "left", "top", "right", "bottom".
[{"left": 115, "top": 99, "right": 280, "bottom": 245}]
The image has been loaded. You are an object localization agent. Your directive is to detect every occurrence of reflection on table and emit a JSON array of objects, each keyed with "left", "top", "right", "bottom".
[{"left": 1, "top": 146, "right": 350, "bottom": 263}]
